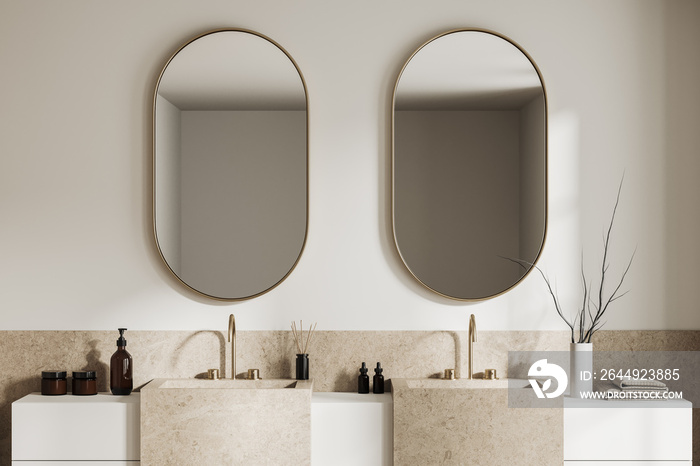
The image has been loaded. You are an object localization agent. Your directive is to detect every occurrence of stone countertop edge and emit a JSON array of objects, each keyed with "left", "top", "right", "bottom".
[{"left": 389, "top": 378, "right": 406, "bottom": 392}]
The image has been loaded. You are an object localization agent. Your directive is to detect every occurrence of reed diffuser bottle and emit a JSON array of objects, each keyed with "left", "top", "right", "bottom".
[{"left": 291, "top": 321, "right": 317, "bottom": 381}]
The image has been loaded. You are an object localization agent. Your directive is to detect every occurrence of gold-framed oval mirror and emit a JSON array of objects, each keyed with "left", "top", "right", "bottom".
[
  {"left": 153, "top": 29, "right": 308, "bottom": 301},
  {"left": 392, "top": 29, "right": 547, "bottom": 301}
]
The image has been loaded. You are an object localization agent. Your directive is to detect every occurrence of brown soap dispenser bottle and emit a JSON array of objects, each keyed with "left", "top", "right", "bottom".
[{"left": 110, "top": 328, "right": 133, "bottom": 395}]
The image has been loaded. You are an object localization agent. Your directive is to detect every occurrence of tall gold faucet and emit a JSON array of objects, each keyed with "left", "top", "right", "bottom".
[
  {"left": 468, "top": 314, "right": 477, "bottom": 379},
  {"left": 228, "top": 314, "right": 236, "bottom": 379}
]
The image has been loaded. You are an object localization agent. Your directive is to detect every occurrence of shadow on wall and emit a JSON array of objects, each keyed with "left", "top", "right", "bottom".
[
  {"left": 663, "top": 0, "right": 700, "bottom": 329},
  {"left": 170, "top": 330, "right": 225, "bottom": 382},
  {"left": 86, "top": 340, "right": 110, "bottom": 392},
  {"left": 1, "top": 375, "right": 38, "bottom": 462}
]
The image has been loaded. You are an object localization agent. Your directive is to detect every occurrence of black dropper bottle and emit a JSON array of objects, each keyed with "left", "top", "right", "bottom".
[
  {"left": 373, "top": 362, "right": 385, "bottom": 394},
  {"left": 110, "top": 328, "right": 133, "bottom": 395},
  {"left": 358, "top": 362, "right": 370, "bottom": 394}
]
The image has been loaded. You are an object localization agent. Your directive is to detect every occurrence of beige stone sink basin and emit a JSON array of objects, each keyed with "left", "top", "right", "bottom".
[
  {"left": 401, "top": 378, "right": 510, "bottom": 389},
  {"left": 156, "top": 378, "right": 304, "bottom": 389},
  {"left": 141, "top": 378, "right": 312, "bottom": 465},
  {"left": 396, "top": 377, "right": 534, "bottom": 390},
  {"left": 391, "top": 377, "right": 562, "bottom": 465}
]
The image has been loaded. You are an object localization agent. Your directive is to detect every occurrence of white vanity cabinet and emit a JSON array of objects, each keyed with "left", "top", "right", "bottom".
[
  {"left": 312, "top": 392, "right": 393, "bottom": 466},
  {"left": 564, "top": 397, "right": 692, "bottom": 464},
  {"left": 12, "top": 393, "right": 140, "bottom": 464}
]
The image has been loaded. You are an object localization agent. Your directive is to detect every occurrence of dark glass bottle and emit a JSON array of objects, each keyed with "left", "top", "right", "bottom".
[
  {"left": 110, "top": 328, "right": 133, "bottom": 395},
  {"left": 373, "top": 362, "right": 384, "bottom": 394},
  {"left": 358, "top": 362, "right": 370, "bottom": 394}
]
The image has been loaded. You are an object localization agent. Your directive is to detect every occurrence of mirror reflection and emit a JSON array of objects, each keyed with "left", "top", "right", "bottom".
[
  {"left": 154, "top": 30, "right": 308, "bottom": 300},
  {"left": 392, "top": 29, "right": 546, "bottom": 300}
]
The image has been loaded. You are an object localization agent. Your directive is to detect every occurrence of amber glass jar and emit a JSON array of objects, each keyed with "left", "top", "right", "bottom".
[
  {"left": 72, "top": 371, "right": 97, "bottom": 395},
  {"left": 41, "top": 371, "right": 67, "bottom": 396}
]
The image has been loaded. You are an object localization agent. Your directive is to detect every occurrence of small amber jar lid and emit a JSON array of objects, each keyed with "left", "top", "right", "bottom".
[
  {"left": 72, "top": 371, "right": 97, "bottom": 396},
  {"left": 41, "top": 370, "right": 67, "bottom": 396}
]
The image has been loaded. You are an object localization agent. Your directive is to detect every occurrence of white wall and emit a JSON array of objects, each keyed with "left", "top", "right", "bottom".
[{"left": 0, "top": 0, "right": 698, "bottom": 331}]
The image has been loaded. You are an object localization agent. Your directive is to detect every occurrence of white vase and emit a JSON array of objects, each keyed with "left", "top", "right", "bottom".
[{"left": 570, "top": 342, "right": 593, "bottom": 398}]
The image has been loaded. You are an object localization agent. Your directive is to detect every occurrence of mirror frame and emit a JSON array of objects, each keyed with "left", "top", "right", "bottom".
[
  {"left": 152, "top": 28, "right": 309, "bottom": 301},
  {"left": 391, "top": 28, "right": 548, "bottom": 301}
]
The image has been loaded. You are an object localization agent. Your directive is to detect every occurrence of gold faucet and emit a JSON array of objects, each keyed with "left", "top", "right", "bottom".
[
  {"left": 468, "top": 314, "right": 477, "bottom": 379},
  {"left": 228, "top": 314, "right": 236, "bottom": 379}
]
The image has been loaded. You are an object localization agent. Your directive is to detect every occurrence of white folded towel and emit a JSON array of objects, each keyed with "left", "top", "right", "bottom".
[{"left": 614, "top": 377, "right": 667, "bottom": 390}]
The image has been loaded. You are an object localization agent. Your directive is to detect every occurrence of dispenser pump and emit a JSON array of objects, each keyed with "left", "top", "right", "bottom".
[{"left": 117, "top": 328, "right": 127, "bottom": 347}]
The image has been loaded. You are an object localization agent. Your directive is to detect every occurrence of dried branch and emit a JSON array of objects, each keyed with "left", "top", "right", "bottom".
[
  {"left": 504, "top": 175, "right": 633, "bottom": 343},
  {"left": 505, "top": 257, "right": 576, "bottom": 342}
]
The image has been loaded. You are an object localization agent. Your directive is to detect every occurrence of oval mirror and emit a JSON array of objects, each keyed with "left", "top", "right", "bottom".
[
  {"left": 154, "top": 29, "right": 308, "bottom": 300},
  {"left": 392, "top": 29, "right": 547, "bottom": 301}
]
